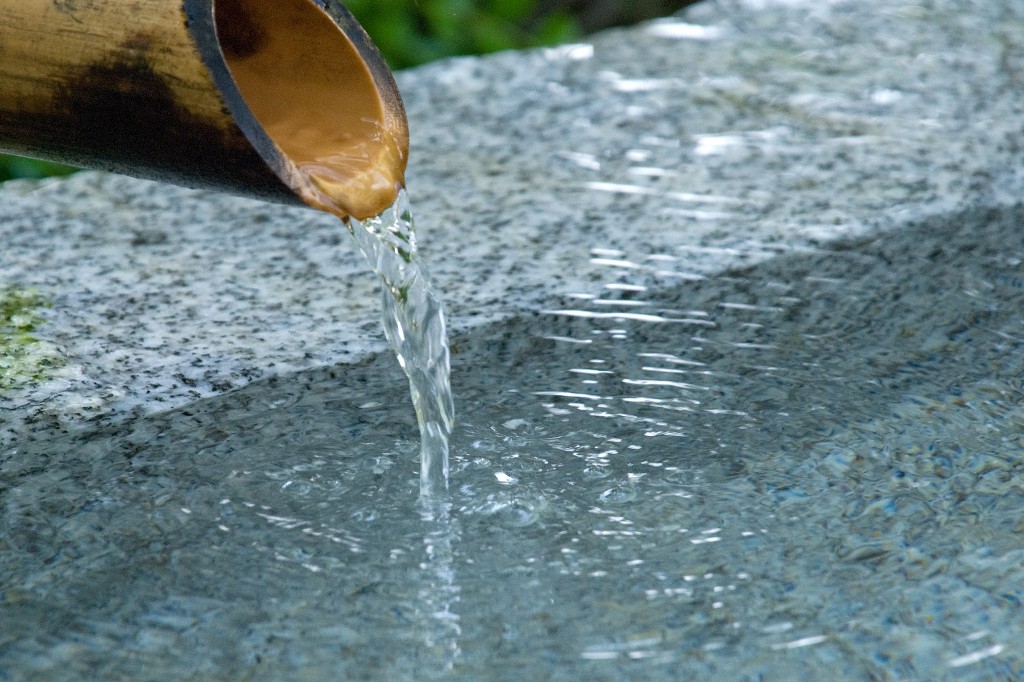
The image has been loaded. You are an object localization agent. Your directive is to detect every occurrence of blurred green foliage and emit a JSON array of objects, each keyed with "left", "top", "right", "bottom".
[
  {"left": 0, "top": 0, "right": 581, "bottom": 181},
  {"left": 0, "top": 156, "right": 79, "bottom": 183},
  {"left": 344, "top": 0, "right": 578, "bottom": 69}
]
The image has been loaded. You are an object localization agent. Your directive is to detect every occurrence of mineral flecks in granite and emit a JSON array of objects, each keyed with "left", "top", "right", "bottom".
[{"left": 3, "top": 0, "right": 1024, "bottom": 438}]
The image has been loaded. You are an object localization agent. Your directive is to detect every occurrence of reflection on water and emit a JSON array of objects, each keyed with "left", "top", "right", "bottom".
[{"left": 3, "top": 205, "right": 1024, "bottom": 679}]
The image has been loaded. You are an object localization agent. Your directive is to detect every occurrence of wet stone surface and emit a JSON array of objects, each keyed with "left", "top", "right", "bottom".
[{"left": 3, "top": 204, "right": 1024, "bottom": 679}]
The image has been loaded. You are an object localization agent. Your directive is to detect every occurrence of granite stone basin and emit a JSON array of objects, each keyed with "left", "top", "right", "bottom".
[{"left": 3, "top": 0, "right": 1024, "bottom": 678}]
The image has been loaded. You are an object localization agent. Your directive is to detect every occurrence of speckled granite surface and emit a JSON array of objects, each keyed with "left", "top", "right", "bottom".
[{"left": 3, "top": 0, "right": 1024, "bottom": 443}]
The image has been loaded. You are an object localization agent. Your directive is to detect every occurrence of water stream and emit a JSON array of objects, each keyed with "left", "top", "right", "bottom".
[{"left": 346, "top": 190, "right": 454, "bottom": 497}]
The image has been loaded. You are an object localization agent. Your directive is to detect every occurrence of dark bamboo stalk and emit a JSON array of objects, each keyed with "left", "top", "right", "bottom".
[{"left": 0, "top": 0, "right": 408, "bottom": 219}]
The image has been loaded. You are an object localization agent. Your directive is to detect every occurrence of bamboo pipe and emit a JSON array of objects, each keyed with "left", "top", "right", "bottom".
[{"left": 0, "top": 0, "right": 409, "bottom": 220}]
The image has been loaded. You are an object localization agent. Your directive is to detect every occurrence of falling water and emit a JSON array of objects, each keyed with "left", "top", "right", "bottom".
[{"left": 346, "top": 189, "right": 454, "bottom": 497}]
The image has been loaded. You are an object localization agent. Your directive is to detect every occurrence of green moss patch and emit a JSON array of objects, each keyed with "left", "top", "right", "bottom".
[{"left": 1, "top": 286, "right": 63, "bottom": 389}]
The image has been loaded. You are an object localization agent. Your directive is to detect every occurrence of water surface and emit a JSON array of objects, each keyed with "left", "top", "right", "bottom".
[{"left": 3, "top": 205, "right": 1024, "bottom": 680}]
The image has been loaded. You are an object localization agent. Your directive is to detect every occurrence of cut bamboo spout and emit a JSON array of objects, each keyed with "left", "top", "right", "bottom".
[{"left": 0, "top": 0, "right": 409, "bottom": 220}]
